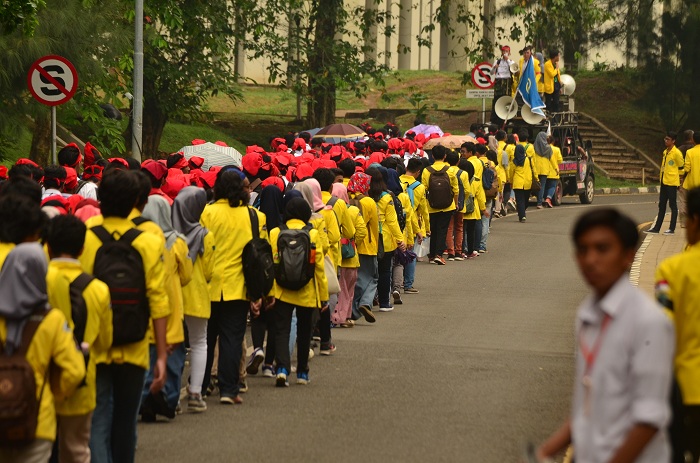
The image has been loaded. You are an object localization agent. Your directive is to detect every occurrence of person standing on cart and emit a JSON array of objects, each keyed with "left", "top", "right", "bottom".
[{"left": 490, "top": 45, "right": 515, "bottom": 124}]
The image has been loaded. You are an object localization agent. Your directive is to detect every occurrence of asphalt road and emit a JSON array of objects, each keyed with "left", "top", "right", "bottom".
[{"left": 135, "top": 193, "right": 659, "bottom": 463}]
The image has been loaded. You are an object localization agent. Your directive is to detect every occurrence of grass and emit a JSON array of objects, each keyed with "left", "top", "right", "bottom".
[
  {"left": 1, "top": 125, "right": 34, "bottom": 166},
  {"left": 595, "top": 176, "right": 646, "bottom": 189},
  {"left": 159, "top": 122, "right": 248, "bottom": 154}
]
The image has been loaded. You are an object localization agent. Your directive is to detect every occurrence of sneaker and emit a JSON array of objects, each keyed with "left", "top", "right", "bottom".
[
  {"left": 404, "top": 287, "right": 419, "bottom": 294},
  {"left": 545, "top": 198, "right": 553, "bottom": 208},
  {"left": 392, "top": 290, "right": 403, "bottom": 305},
  {"left": 308, "top": 348, "right": 315, "bottom": 360},
  {"left": 477, "top": 249, "right": 488, "bottom": 254},
  {"left": 246, "top": 348, "right": 265, "bottom": 375},
  {"left": 187, "top": 393, "right": 207, "bottom": 413},
  {"left": 378, "top": 306, "right": 394, "bottom": 312},
  {"left": 276, "top": 368, "right": 289, "bottom": 387},
  {"left": 433, "top": 256, "right": 446, "bottom": 265},
  {"left": 447, "top": 254, "right": 455, "bottom": 261},
  {"left": 466, "top": 251, "right": 479, "bottom": 259},
  {"left": 220, "top": 395, "right": 242, "bottom": 405},
  {"left": 663, "top": 229, "right": 674, "bottom": 235},
  {"left": 297, "top": 372, "right": 310, "bottom": 385},
  {"left": 262, "top": 365, "right": 275, "bottom": 377},
  {"left": 359, "top": 305, "right": 376, "bottom": 323},
  {"left": 519, "top": 217, "right": 527, "bottom": 222},
  {"left": 644, "top": 228, "right": 659, "bottom": 234},
  {"left": 238, "top": 380, "right": 248, "bottom": 393},
  {"left": 340, "top": 320, "right": 354, "bottom": 328},
  {"left": 320, "top": 343, "right": 336, "bottom": 355},
  {"left": 453, "top": 254, "right": 464, "bottom": 261}
]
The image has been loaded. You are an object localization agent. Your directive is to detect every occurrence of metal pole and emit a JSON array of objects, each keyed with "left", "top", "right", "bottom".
[
  {"left": 481, "top": 98, "right": 486, "bottom": 124},
  {"left": 132, "top": 0, "right": 144, "bottom": 160},
  {"left": 51, "top": 107, "right": 57, "bottom": 164}
]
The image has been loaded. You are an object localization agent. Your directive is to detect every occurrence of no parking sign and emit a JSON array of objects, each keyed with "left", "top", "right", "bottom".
[
  {"left": 471, "top": 62, "right": 494, "bottom": 89},
  {"left": 27, "top": 55, "right": 78, "bottom": 106}
]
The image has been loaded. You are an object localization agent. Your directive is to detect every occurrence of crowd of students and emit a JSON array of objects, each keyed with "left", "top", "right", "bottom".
[{"left": 0, "top": 122, "right": 564, "bottom": 463}]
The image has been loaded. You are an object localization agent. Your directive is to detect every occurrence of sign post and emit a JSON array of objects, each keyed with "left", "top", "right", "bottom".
[
  {"left": 470, "top": 62, "right": 495, "bottom": 125},
  {"left": 27, "top": 55, "right": 78, "bottom": 164}
]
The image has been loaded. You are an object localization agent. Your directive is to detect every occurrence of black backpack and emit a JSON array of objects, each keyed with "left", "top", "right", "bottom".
[
  {"left": 456, "top": 169, "right": 466, "bottom": 211},
  {"left": 70, "top": 273, "right": 95, "bottom": 346},
  {"left": 241, "top": 207, "right": 275, "bottom": 300},
  {"left": 0, "top": 309, "right": 46, "bottom": 446},
  {"left": 91, "top": 226, "right": 150, "bottom": 346},
  {"left": 381, "top": 191, "right": 406, "bottom": 231},
  {"left": 274, "top": 224, "right": 315, "bottom": 290},
  {"left": 426, "top": 166, "right": 453, "bottom": 209}
]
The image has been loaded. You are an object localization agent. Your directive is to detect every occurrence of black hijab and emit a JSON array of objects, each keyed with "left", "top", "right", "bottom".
[
  {"left": 513, "top": 144, "right": 527, "bottom": 167},
  {"left": 258, "top": 186, "right": 284, "bottom": 231},
  {"left": 284, "top": 197, "right": 312, "bottom": 223}
]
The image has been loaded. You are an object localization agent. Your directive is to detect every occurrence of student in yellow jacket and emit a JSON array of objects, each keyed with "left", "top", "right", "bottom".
[
  {"left": 400, "top": 158, "right": 429, "bottom": 293},
  {"left": 172, "top": 186, "right": 216, "bottom": 412},
  {"left": 544, "top": 50, "right": 562, "bottom": 113},
  {"left": 458, "top": 160, "right": 486, "bottom": 258},
  {"left": 509, "top": 144, "right": 537, "bottom": 222},
  {"left": 347, "top": 172, "right": 379, "bottom": 324},
  {"left": 294, "top": 181, "right": 331, "bottom": 256},
  {"left": 367, "top": 166, "right": 404, "bottom": 312},
  {"left": 654, "top": 187, "right": 700, "bottom": 461},
  {"left": 46, "top": 215, "right": 112, "bottom": 463},
  {"left": 315, "top": 168, "right": 356, "bottom": 270},
  {"left": 533, "top": 132, "right": 553, "bottom": 208},
  {"left": 79, "top": 169, "right": 170, "bottom": 463},
  {"left": 0, "top": 244, "right": 85, "bottom": 463},
  {"left": 647, "top": 132, "right": 685, "bottom": 235},
  {"left": 544, "top": 137, "right": 563, "bottom": 208},
  {"left": 332, "top": 183, "right": 366, "bottom": 327},
  {"left": 446, "top": 150, "right": 467, "bottom": 260},
  {"left": 199, "top": 169, "right": 268, "bottom": 404},
  {"left": 421, "top": 146, "right": 458, "bottom": 264},
  {"left": 270, "top": 197, "right": 328, "bottom": 387},
  {"left": 684, "top": 135, "right": 700, "bottom": 191},
  {"left": 140, "top": 194, "right": 193, "bottom": 420}
]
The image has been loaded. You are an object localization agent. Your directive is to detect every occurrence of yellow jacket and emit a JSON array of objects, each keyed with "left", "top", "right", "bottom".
[
  {"left": 519, "top": 56, "right": 543, "bottom": 93},
  {"left": 47, "top": 259, "right": 112, "bottom": 416},
  {"left": 655, "top": 242, "right": 700, "bottom": 404},
  {"left": 400, "top": 174, "right": 430, "bottom": 235},
  {"left": 533, "top": 152, "right": 552, "bottom": 177},
  {"left": 509, "top": 153, "right": 537, "bottom": 190},
  {"left": 421, "top": 160, "right": 458, "bottom": 213},
  {"left": 505, "top": 144, "right": 516, "bottom": 169},
  {"left": 683, "top": 145, "right": 700, "bottom": 190},
  {"left": 340, "top": 206, "right": 367, "bottom": 269},
  {"left": 270, "top": 219, "right": 328, "bottom": 308},
  {"left": 496, "top": 165, "right": 507, "bottom": 191},
  {"left": 182, "top": 232, "right": 216, "bottom": 319},
  {"left": 0, "top": 309, "right": 86, "bottom": 441},
  {"left": 0, "top": 241, "right": 14, "bottom": 268},
  {"left": 660, "top": 146, "right": 684, "bottom": 187},
  {"left": 200, "top": 201, "right": 268, "bottom": 302},
  {"left": 377, "top": 192, "right": 404, "bottom": 252},
  {"left": 468, "top": 156, "right": 484, "bottom": 181},
  {"left": 350, "top": 194, "right": 379, "bottom": 256},
  {"left": 449, "top": 166, "right": 470, "bottom": 214},
  {"left": 397, "top": 191, "right": 418, "bottom": 245},
  {"left": 86, "top": 210, "right": 166, "bottom": 243},
  {"left": 159, "top": 237, "right": 192, "bottom": 345},
  {"left": 462, "top": 178, "right": 486, "bottom": 220},
  {"left": 543, "top": 59, "right": 561, "bottom": 95},
  {"left": 548, "top": 146, "right": 563, "bottom": 179},
  {"left": 80, "top": 216, "right": 170, "bottom": 370},
  {"left": 321, "top": 191, "right": 349, "bottom": 269}
]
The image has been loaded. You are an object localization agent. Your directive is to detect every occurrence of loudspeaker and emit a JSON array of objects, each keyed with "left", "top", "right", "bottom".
[
  {"left": 495, "top": 96, "right": 518, "bottom": 120},
  {"left": 521, "top": 105, "right": 545, "bottom": 125},
  {"left": 560, "top": 74, "right": 576, "bottom": 96}
]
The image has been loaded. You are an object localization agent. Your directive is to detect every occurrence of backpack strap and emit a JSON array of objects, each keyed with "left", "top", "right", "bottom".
[
  {"left": 90, "top": 226, "right": 113, "bottom": 245},
  {"left": 131, "top": 216, "right": 151, "bottom": 226},
  {"left": 2, "top": 308, "right": 48, "bottom": 356},
  {"left": 70, "top": 273, "right": 95, "bottom": 345},
  {"left": 247, "top": 207, "right": 259, "bottom": 240},
  {"left": 118, "top": 228, "right": 143, "bottom": 246},
  {"left": 439, "top": 166, "right": 449, "bottom": 173},
  {"left": 249, "top": 178, "right": 263, "bottom": 192},
  {"left": 426, "top": 166, "right": 436, "bottom": 174},
  {"left": 327, "top": 196, "right": 338, "bottom": 208}
]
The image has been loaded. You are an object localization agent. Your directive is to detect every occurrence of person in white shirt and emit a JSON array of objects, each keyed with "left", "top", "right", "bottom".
[
  {"left": 490, "top": 45, "right": 515, "bottom": 124},
  {"left": 41, "top": 164, "right": 67, "bottom": 200},
  {"left": 536, "top": 208, "right": 675, "bottom": 463}
]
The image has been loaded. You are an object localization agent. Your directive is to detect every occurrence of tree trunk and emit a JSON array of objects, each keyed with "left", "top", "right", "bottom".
[
  {"left": 307, "top": 0, "right": 341, "bottom": 128},
  {"left": 30, "top": 111, "right": 51, "bottom": 166},
  {"left": 142, "top": 98, "right": 168, "bottom": 160},
  {"left": 636, "top": 0, "right": 655, "bottom": 69}
]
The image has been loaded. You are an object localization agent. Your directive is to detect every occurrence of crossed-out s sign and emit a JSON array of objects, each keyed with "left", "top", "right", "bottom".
[{"left": 27, "top": 55, "right": 78, "bottom": 106}]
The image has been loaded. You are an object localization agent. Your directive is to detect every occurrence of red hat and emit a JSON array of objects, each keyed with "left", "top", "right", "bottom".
[
  {"left": 15, "top": 158, "right": 39, "bottom": 168},
  {"left": 292, "top": 138, "right": 307, "bottom": 151},
  {"left": 170, "top": 153, "right": 189, "bottom": 170},
  {"left": 295, "top": 163, "right": 315, "bottom": 180},
  {"left": 214, "top": 141, "right": 228, "bottom": 147},
  {"left": 199, "top": 171, "right": 218, "bottom": 189},
  {"left": 285, "top": 166, "right": 296, "bottom": 183},
  {"left": 188, "top": 156, "right": 205, "bottom": 169},
  {"left": 270, "top": 138, "right": 286, "bottom": 151},
  {"left": 141, "top": 161, "right": 168, "bottom": 181},
  {"left": 261, "top": 176, "right": 285, "bottom": 192},
  {"left": 191, "top": 139, "right": 206, "bottom": 145},
  {"left": 59, "top": 143, "right": 82, "bottom": 168},
  {"left": 41, "top": 194, "right": 69, "bottom": 212},
  {"left": 84, "top": 142, "right": 101, "bottom": 168},
  {"left": 108, "top": 157, "right": 129, "bottom": 168},
  {"left": 0, "top": 166, "right": 7, "bottom": 180},
  {"left": 168, "top": 167, "right": 185, "bottom": 179},
  {"left": 477, "top": 137, "right": 487, "bottom": 145},
  {"left": 373, "top": 133, "right": 384, "bottom": 140},
  {"left": 162, "top": 177, "right": 188, "bottom": 200},
  {"left": 277, "top": 144, "right": 289, "bottom": 153},
  {"left": 64, "top": 167, "right": 78, "bottom": 191},
  {"left": 246, "top": 145, "right": 265, "bottom": 155},
  {"left": 500, "top": 45, "right": 511, "bottom": 52},
  {"left": 241, "top": 153, "right": 262, "bottom": 176},
  {"left": 83, "top": 165, "right": 103, "bottom": 181}
]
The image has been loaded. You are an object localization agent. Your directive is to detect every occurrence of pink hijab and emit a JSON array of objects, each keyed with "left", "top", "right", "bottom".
[
  {"left": 331, "top": 182, "right": 350, "bottom": 203},
  {"left": 303, "top": 178, "right": 327, "bottom": 212}
]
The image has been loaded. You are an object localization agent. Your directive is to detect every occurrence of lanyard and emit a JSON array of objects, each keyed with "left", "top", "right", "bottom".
[{"left": 579, "top": 314, "right": 612, "bottom": 378}]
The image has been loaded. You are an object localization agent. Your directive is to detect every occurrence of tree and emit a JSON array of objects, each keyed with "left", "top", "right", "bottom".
[{"left": 0, "top": 0, "right": 46, "bottom": 36}]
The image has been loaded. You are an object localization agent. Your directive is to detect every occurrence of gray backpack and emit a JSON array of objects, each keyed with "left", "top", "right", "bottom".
[{"left": 274, "top": 224, "right": 316, "bottom": 290}]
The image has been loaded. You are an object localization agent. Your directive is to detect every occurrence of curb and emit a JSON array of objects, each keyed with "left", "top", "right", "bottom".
[{"left": 595, "top": 186, "right": 659, "bottom": 195}]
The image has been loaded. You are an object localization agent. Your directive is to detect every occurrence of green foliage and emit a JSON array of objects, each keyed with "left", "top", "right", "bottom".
[
  {"left": 404, "top": 88, "right": 438, "bottom": 124},
  {"left": 0, "top": 0, "right": 46, "bottom": 35}
]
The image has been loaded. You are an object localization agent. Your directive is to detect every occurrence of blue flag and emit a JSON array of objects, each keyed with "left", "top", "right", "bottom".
[{"left": 517, "top": 57, "right": 546, "bottom": 116}]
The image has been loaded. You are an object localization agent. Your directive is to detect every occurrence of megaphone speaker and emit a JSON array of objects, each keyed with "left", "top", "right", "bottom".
[
  {"left": 510, "top": 62, "right": 519, "bottom": 74},
  {"left": 560, "top": 74, "right": 576, "bottom": 96},
  {"left": 521, "top": 105, "right": 545, "bottom": 125},
  {"left": 495, "top": 96, "right": 518, "bottom": 120}
]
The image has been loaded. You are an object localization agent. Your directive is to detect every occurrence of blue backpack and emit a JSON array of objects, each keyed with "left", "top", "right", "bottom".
[{"left": 406, "top": 180, "right": 421, "bottom": 208}]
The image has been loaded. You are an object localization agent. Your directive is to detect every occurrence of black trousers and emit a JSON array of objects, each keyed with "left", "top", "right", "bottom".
[
  {"left": 513, "top": 188, "right": 529, "bottom": 220},
  {"left": 250, "top": 308, "right": 275, "bottom": 365},
  {"left": 274, "top": 301, "right": 313, "bottom": 374},
  {"left": 202, "top": 299, "right": 249, "bottom": 397},
  {"left": 545, "top": 91, "right": 560, "bottom": 113},
  {"left": 463, "top": 219, "right": 477, "bottom": 254},
  {"left": 377, "top": 250, "right": 395, "bottom": 307},
  {"left": 652, "top": 184, "right": 678, "bottom": 231},
  {"left": 429, "top": 211, "right": 453, "bottom": 257}
]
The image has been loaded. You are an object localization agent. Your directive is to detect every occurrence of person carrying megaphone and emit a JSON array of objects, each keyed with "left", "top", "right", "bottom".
[{"left": 490, "top": 45, "right": 515, "bottom": 124}]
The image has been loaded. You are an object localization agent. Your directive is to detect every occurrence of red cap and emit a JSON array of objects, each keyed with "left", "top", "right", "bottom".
[
  {"left": 141, "top": 161, "right": 168, "bottom": 181},
  {"left": 501, "top": 45, "right": 511, "bottom": 52},
  {"left": 0, "top": 166, "right": 7, "bottom": 180},
  {"left": 108, "top": 157, "right": 129, "bottom": 168},
  {"left": 83, "top": 142, "right": 101, "bottom": 168},
  {"left": 191, "top": 139, "right": 206, "bottom": 145},
  {"left": 241, "top": 153, "right": 262, "bottom": 176},
  {"left": 64, "top": 167, "right": 78, "bottom": 191},
  {"left": 261, "top": 176, "right": 285, "bottom": 192},
  {"left": 477, "top": 137, "right": 487, "bottom": 145},
  {"left": 188, "top": 156, "right": 205, "bottom": 169},
  {"left": 199, "top": 171, "right": 218, "bottom": 189},
  {"left": 295, "top": 163, "right": 314, "bottom": 180},
  {"left": 83, "top": 165, "right": 103, "bottom": 181},
  {"left": 15, "top": 158, "right": 39, "bottom": 168}
]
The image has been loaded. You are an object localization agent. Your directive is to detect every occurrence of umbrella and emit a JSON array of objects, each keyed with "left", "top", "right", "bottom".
[
  {"left": 300, "top": 128, "right": 322, "bottom": 137},
  {"left": 405, "top": 124, "right": 443, "bottom": 137},
  {"left": 422, "top": 135, "right": 477, "bottom": 150},
  {"left": 312, "top": 123, "right": 366, "bottom": 139},
  {"left": 180, "top": 142, "right": 243, "bottom": 171}
]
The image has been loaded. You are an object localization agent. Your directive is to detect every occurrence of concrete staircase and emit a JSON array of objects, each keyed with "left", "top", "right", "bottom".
[{"left": 578, "top": 113, "right": 659, "bottom": 182}]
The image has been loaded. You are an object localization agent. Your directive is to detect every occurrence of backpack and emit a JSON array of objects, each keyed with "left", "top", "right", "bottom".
[
  {"left": 70, "top": 273, "right": 95, "bottom": 346},
  {"left": 242, "top": 207, "right": 275, "bottom": 300},
  {"left": 426, "top": 166, "right": 453, "bottom": 209},
  {"left": 465, "top": 180, "right": 476, "bottom": 215},
  {"left": 91, "top": 226, "right": 150, "bottom": 346},
  {"left": 274, "top": 223, "right": 316, "bottom": 290},
  {"left": 406, "top": 180, "right": 421, "bottom": 208},
  {"left": 381, "top": 191, "right": 406, "bottom": 231},
  {"left": 481, "top": 160, "right": 499, "bottom": 199},
  {"left": 0, "top": 309, "right": 47, "bottom": 446},
  {"left": 456, "top": 169, "right": 466, "bottom": 211}
]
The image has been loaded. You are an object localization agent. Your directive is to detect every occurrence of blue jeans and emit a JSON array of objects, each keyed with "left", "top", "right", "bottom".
[
  {"left": 142, "top": 342, "right": 186, "bottom": 410},
  {"left": 545, "top": 178, "right": 558, "bottom": 201},
  {"left": 352, "top": 254, "right": 378, "bottom": 319},
  {"left": 90, "top": 363, "right": 146, "bottom": 463},
  {"left": 479, "top": 199, "right": 492, "bottom": 251},
  {"left": 403, "top": 238, "right": 419, "bottom": 289},
  {"left": 536, "top": 175, "right": 548, "bottom": 205}
]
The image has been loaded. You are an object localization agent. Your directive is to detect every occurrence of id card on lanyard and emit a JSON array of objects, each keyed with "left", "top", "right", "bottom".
[{"left": 579, "top": 313, "right": 612, "bottom": 416}]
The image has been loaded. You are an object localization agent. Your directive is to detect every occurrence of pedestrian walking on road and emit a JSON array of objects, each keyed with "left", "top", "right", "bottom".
[
  {"left": 537, "top": 208, "right": 675, "bottom": 463},
  {"left": 646, "top": 132, "right": 684, "bottom": 235}
]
